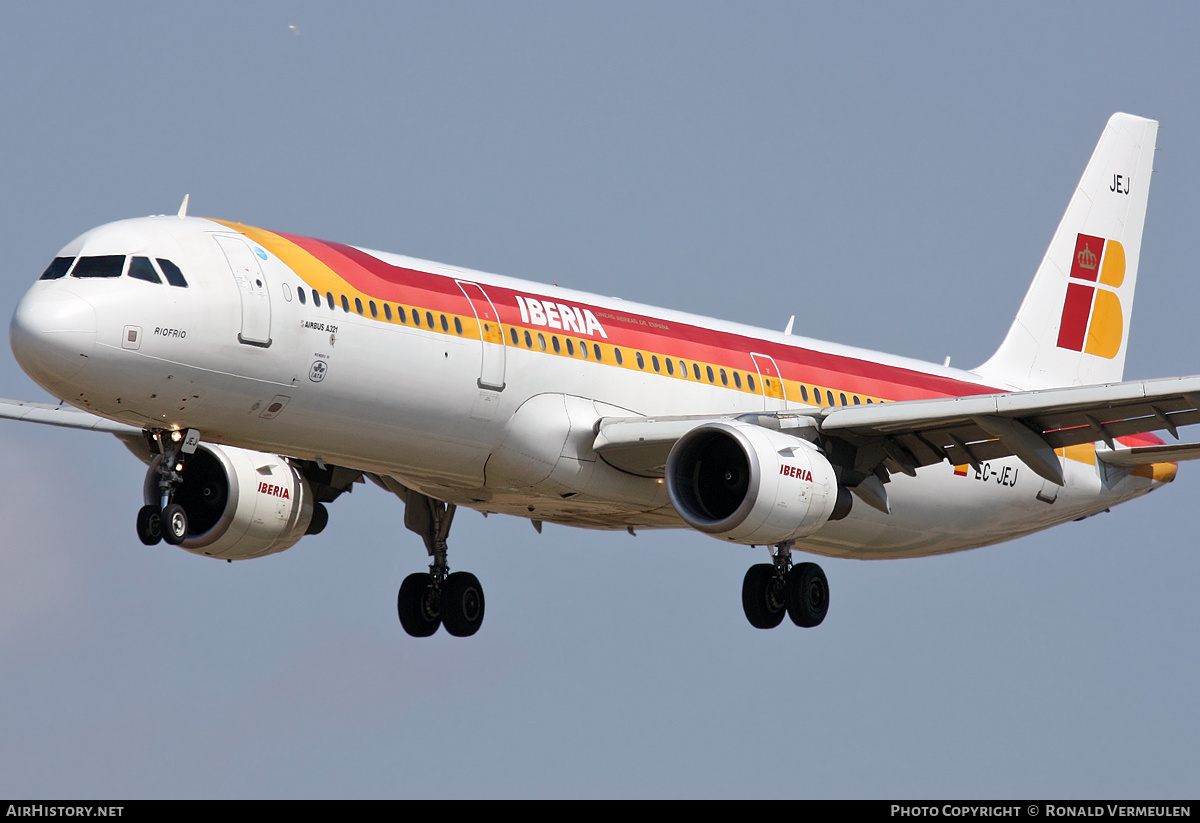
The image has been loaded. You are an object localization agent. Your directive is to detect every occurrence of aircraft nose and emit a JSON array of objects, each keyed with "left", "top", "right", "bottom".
[{"left": 10, "top": 286, "right": 97, "bottom": 388}]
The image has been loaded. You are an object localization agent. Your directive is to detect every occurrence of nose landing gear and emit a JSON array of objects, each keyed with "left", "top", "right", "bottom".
[{"left": 134, "top": 428, "right": 200, "bottom": 547}]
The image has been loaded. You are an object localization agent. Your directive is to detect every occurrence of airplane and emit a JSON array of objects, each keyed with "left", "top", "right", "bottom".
[{"left": 4, "top": 112, "right": 1197, "bottom": 638}]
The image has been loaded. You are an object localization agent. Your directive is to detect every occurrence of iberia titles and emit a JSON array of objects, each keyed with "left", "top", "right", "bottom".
[
  {"left": 257, "top": 482, "right": 291, "bottom": 499},
  {"left": 780, "top": 464, "right": 813, "bottom": 482},
  {"left": 514, "top": 295, "right": 608, "bottom": 338}
]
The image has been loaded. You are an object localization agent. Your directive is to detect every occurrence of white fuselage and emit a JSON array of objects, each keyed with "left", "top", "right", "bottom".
[{"left": 10, "top": 215, "right": 1171, "bottom": 561}]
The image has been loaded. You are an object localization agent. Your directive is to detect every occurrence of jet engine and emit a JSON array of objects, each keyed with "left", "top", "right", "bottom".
[
  {"left": 143, "top": 444, "right": 315, "bottom": 560},
  {"left": 665, "top": 421, "right": 849, "bottom": 545}
]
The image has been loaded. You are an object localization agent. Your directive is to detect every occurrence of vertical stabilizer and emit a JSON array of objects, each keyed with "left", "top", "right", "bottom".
[{"left": 974, "top": 114, "right": 1157, "bottom": 390}]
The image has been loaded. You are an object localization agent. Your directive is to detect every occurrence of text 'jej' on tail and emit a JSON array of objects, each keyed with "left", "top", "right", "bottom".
[{"left": 974, "top": 113, "right": 1158, "bottom": 391}]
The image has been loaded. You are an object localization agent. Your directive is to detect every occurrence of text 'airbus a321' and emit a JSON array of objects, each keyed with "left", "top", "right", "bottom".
[{"left": 4, "top": 113, "right": 1195, "bottom": 637}]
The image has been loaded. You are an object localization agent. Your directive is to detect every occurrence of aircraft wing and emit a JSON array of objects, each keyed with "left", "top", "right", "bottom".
[
  {"left": 0, "top": 398, "right": 141, "bottom": 434},
  {"left": 594, "top": 375, "right": 1200, "bottom": 484}
]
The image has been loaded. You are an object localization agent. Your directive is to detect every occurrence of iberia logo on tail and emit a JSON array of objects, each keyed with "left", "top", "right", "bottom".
[{"left": 1056, "top": 233, "right": 1125, "bottom": 359}]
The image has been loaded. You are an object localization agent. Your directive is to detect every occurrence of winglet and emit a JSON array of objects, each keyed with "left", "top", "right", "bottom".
[{"left": 974, "top": 114, "right": 1158, "bottom": 391}]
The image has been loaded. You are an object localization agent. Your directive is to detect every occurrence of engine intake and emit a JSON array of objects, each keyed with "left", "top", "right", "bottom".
[{"left": 666, "top": 421, "right": 846, "bottom": 545}]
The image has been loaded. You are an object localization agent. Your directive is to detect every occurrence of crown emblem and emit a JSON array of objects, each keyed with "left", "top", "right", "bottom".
[{"left": 1077, "top": 243, "right": 1098, "bottom": 270}]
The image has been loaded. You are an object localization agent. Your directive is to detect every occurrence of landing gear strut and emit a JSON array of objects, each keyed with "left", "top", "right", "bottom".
[
  {"left": 135, "top": 428, "right": 201, "bottom": 546},
  {"left": 742, "top": 542, "right": 828, "bottom": 629},
  {"left": 395, "top": 494, "right": 486, "bottom": 638}
]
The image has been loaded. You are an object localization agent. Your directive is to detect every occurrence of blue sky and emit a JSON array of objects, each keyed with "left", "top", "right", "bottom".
[{"left": 1, "top": 2, "right": 1198, "bottom": 798}]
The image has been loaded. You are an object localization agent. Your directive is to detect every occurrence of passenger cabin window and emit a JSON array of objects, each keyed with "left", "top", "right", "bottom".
[
  {"left": 298, "top": 288, "right": 307, "bottom": 305},
  {"left": 128, "top": 257, "right": 161, "bottom": 284},
  {"left": 39, "top": 257, "right": 73, "bottom": 280},
  {"left": 72, "top": 255, "right": 125, "bottom": 278}
]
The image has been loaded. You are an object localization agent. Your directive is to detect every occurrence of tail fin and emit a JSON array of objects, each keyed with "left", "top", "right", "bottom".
[{"left": 974, "top": 113, "right": 1158, "bottom": 390}]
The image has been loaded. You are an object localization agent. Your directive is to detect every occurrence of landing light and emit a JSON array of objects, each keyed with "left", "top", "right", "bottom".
[{"left": 170, "top": 430, "right": 183, "bottom": 442}]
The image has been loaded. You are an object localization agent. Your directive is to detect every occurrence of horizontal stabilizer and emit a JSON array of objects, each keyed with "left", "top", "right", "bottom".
[{"left": 1097, "top": 441, "right": 1200, "bottom": 466}]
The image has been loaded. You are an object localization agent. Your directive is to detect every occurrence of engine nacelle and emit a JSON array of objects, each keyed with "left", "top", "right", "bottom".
[
  {"left": 144, "top": 444, "right": 314, "bottom": 560},
  {"left": 665, "top": 421, "right": 846, "bottom": 545}
]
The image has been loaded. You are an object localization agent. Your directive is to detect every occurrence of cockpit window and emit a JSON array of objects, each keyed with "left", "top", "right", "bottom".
[
  {"left": 39, "top": 257, "right": 74, "bottom": 280},
  {"left": 128, "top": 257, "right": 162, "bottom": 284},
  {"left": 156, "top": 258, "right": 188, "bottom": 288},
  {"left": 71, "top": 255, "right": 126, "bottom": 278}
]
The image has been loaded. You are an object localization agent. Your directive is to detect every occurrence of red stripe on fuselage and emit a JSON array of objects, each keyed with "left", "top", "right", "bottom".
[{"left": 276, "top": 230, "right": 997, "bottom": 403}]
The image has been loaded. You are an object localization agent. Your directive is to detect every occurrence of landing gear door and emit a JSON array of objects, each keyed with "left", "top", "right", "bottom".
[
  {"left": 751, "top": 353, "right": 787, "bottom": 411},
  {"left": 214, "top": 235, "right": 272, "bottom": 348},
  {"left": 456, "top": 280, "right": 506, "bottom": 391}
]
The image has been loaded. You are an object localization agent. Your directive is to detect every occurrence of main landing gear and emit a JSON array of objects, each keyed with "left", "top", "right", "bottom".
[
  {"left": 396, "top": 495, "right": 485, "bottom": 638},
  {"left": 742, "top": 542, "right": 829, "bottom": 629},
  {"left": 136, "top": 428, "right": 200, "bottom": 547}
]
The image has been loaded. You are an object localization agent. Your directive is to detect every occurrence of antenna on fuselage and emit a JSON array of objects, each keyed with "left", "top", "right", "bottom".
[
  {"left": 177, "top": 194, "right": 190, "bottom": 218},
  {"left": 783, "top": 315, "right": 795, "bottom": 335}
]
